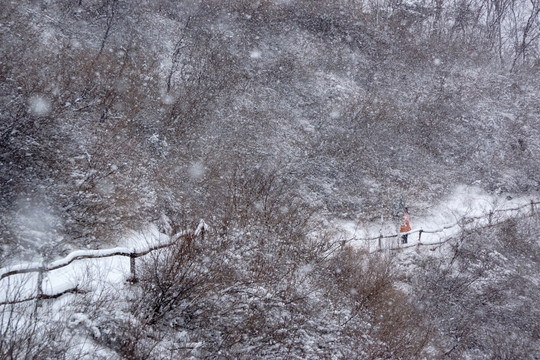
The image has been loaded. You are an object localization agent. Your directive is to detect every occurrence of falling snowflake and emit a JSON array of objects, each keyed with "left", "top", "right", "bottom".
[
  {"left": 250, "top": 49, "right": 262, "bottom": 59},
  {"left": 28, "top": 95, "right": 51, "bottom": 116}
]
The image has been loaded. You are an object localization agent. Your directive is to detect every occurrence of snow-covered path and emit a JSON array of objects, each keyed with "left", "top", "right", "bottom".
[
  {"left": 1, "top": 186, "right": 537, "bottom": 304},
  {"left": 0, "top": 226, "right": 177, "bottom": 304},
  {"left": 334, "top": 185, "right": 538, "bottom": 252},
  {"left": 0, "top": 221, "right": 210, "bottom": 304}
]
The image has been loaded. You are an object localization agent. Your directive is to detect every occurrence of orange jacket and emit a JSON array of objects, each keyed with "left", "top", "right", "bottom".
[{"left": 400, "top": 210, "right": 411, "bottom": 233}]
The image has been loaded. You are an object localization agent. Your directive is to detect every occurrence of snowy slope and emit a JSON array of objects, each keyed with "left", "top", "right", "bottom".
[{"left": 2, "top": 185, "right": 536, "bottom": 304}]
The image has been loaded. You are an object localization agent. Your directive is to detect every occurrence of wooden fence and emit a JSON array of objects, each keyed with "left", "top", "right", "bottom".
[
  {"left": 0, "top": 220, "right": 207, "bottom": 305},
  {"left": 350, "top": 199, "right": 539, "bottom": 252},
  {"left": 1, "top": 200, "right": 538, "bottom": 305}
]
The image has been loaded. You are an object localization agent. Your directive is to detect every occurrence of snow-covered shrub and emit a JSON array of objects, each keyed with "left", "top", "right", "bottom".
[
  {"left": 409, "top": 213, "right": 540, "bottom": 359},
  {"left": 0, "top": 300, "right": 72, "bottom": 359},
  {"left": 115, "top": 188, "right": 431, "bottom": 358},
  {"left": 320, "top": 246, "right": 430, "bottom": 359},
  {"left": 133, "top": 233, "right": 209, "bottom": 326}
]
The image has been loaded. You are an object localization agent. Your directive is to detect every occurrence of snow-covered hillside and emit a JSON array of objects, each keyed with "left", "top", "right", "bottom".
[
  {"left": 1, "top": 0, "right": 539, "bottom": 358},
  {"left": 2, "top": 189, "right": 539, "bottom": 358}
]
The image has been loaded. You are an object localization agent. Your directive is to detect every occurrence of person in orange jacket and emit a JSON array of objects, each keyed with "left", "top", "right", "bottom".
[{"left": 400, "top": 207, "right": 411, "bottom": 244}]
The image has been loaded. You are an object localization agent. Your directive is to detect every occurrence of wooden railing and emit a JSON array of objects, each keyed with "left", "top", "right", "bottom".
[
  {"left": 348, "top": 200, "right": 539, "bottom": 252},
  {"left": 1, "top": 199, "right": 538, "bottom": 305},
  {"left": 0, "top": 220, "right": 208, "bottom": 305}
]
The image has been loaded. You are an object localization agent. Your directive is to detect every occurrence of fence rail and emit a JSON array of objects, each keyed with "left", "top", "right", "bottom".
[
  {"left": 349, "top": 199, "right": 539, "bottom": 252},
  {"left": 1, "top": 200, "right": 538, "bottom": 305},
  {"left": 0, "top": 220, "right": 208, "bottom": 305}
]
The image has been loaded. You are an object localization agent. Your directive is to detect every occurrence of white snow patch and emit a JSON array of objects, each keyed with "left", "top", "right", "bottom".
[
  {"left": 69, "top": 313, "right": 102, "bottom": 338},
  {"left": 161, "top": 93, "right": 175, "bottom": 105},
  {"left": 11, "top": 197, "right": 62, "bottom": 250},
  {"left": 330, "top": 110, "right": 340, "bottom": 119}
]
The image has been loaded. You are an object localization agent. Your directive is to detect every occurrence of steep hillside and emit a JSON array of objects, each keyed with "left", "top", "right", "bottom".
[
  {"left": 1, "top": 0, "right": 539, "bottom": 262},
  {"left": 1, "top": 1, "right": 539, "bottom": 357}
]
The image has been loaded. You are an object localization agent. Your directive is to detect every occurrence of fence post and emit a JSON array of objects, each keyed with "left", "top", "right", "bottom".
[
  {"left": 130, "top": 254, "right": 136, "bottom": 281},
  {"left": 488, "top": 211, "right": 493, "bottom": 226},
  {"left": 36, "top": 267, "right": 44, "bottom": 300},
  {"left": 378, "top": 234, "right": 382, "bottom": 251},
  {"left": 32, "top": 265, "right": 45, "bottom": 317},
  {"left": 531, "top": 200, "right": 535, "bottom": 216},
  {"left": 418, "top": 230, "right": 423, "bottom": 245}
]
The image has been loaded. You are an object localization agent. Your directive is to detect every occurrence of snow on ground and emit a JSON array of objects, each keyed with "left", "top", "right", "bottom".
[
  {"left": 0, "top": 185, "right": 538, "bottom": 359},
  {"left": 0, "top": 224, "right": 170, "bottom": 304},
  {"left": 0, "top": 254, "right": 131, "bottom": 304},
  {"left": 0, "top": 186, "right": 536, "bottom": 303},
  {"left": 0, "top": 221, "right": 210, "bottom": 304},
  {"left": 334, "top": 185, "right": 537, "bottom": 252}
]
